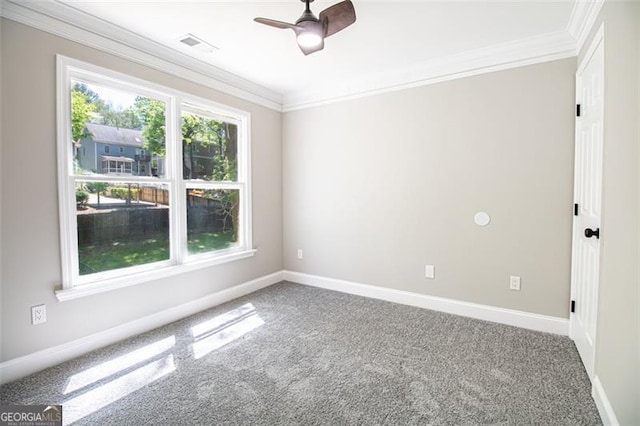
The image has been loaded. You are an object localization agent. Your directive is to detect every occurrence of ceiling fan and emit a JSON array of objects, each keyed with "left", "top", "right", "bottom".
[{"left": 254, "top": 0, "right": 356, "bottom": 56}]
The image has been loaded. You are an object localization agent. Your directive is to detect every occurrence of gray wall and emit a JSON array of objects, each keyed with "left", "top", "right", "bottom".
[
  {"left": 579, "top": 3, "right": 640, "bottom": 424},
  {"left": 2, "top": 8, "right": 638, "bottom": 422},
  {"left": 0, "top": 19, "right": 283, "bottom": 362},
  {"left": 79, "top": 139, "right": 97, "bottom": 171},
  {"left": 283, "top": 58, "right": 576, "bottom": 319}
]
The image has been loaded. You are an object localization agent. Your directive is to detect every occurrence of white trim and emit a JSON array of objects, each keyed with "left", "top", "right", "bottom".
[
  {"left": 282, "top": 30, "right": 576, "bottom": 111},
  {"left": 283, "top": 271, "right": 569, "bottom": 335},
  {"left": 2, "top": 0, "right": 581, "bottom": 112},
  {"left": 567, "top": 0, "right": 605, "bottom": 55},
  {"left": 55, "top": 249, "right": 257, "bottom": 302},
  {"left": 592, "top": 376, "right": 620, "bottom": 426},
  {"left": 57, "top": 55, "right": 254, "bottom": 293},
  {"left": 0, "top": 271, "right": 284, "bottom": 385},
  {"left": 56, "top": 55, "right": 76, "bottom": 288},
  {"left": 0, "top": 0, "right": 282, "bottom": 111},
  {"left": 577, "top": 23, "right": 605, "bottom": 75}
]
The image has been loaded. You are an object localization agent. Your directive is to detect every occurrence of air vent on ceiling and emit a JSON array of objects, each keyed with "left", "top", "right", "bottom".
[{"left": 178, "top": 34, "right": 219, "bottom": 53}]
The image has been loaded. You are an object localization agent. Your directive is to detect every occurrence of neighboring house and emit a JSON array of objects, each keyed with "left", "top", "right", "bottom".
[{"left": 78, "top": 123, "right": 163, "bottom": 176}]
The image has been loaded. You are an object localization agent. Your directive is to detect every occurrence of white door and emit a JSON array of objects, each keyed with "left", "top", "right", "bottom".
[{"left": 570, "top": 26, "right": 604, "bottom": 380}]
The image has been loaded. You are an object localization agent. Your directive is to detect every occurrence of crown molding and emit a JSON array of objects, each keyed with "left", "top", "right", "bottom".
[
  {"left": 2, "top": 0, "right": 583, "bottom": 113},
  {"left": 282, "top": 30, "right": 577, "bottom": 111},
  {"left": 567, "top": 0, "right": 605, "bottom": 55},
  {"left": 0, "top": 0, "right": 283, "bottom": 111}
]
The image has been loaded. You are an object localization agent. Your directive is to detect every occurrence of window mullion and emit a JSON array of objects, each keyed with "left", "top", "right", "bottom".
[
  {"left": 168, "top": 97, "right": 186, "bottom": 265},
  {"left": 240, "top": 116, "right": 252, "bottom": 250},
  {"left": 66, "top": 177, "right": 80, "bottom": 288}
]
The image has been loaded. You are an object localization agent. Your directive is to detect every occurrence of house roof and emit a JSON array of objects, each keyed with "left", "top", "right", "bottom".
[
  {"left": 101, "top": 155, "right": 135, "bottom": 162},
  {"left": 85, "top": 123, "right": 144, "bottom": 147}
]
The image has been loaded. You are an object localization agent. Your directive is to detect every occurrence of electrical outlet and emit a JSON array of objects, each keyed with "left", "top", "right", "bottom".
[
  {"left": 425, "top": 265, "right": 435, "bottom": 279},
  {"left": 510, "top": 276, "right": 521, "bottom": 291},
  {"left": 297, "top": 249, "right": 303, "bottom": 260},
  {"left": 31, "top": 304, "right": 47, "bottom": 325}
]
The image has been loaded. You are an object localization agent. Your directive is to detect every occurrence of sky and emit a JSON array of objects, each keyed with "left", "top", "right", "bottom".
[{"left": 85, "top": 82, "right": 137, "bottom": 110}]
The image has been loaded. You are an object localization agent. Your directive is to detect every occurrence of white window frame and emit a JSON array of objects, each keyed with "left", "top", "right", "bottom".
[{"left": 56, "top": 55, "right": 254, "bottom": 301}]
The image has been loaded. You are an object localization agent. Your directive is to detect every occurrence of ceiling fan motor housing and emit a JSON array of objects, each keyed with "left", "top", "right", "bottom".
[
  {"left": 254, "top": 0, "right": 356, "bottom": 55},
  {"left": 296, "top": 10, "right": 319, "bottom": 25}
]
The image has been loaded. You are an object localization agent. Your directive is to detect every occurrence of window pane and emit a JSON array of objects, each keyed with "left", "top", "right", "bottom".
[
  {"left": 76, "top": 181, "right": 170, "bottom": 275},
  {"left": 182, "top": 111, "right": 238, "bottom": 181},
  {"left": 186, "top": 188, "right": 239, "bottom": 255},
  {"left": 70, "top": 80, "right": 166, "bottom": 178}
]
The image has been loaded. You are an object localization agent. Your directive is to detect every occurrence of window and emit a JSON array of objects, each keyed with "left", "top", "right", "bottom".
[{"left": 57, "top": 56, "right": 253, "bottom": 299}]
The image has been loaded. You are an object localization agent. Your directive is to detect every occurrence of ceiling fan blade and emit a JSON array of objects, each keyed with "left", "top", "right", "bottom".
[
  {"left": 298, "top": 38, "right": 325, "bottom": 56},
  {"left": 319, "top": 0, "right": 356, "bottom": 38},
  {"left": 254, "top": 17, "right": 297, "bottom": 30}
]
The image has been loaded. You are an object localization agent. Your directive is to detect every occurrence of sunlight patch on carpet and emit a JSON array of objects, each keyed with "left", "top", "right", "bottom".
[{"left": 191, "top": 303, "right": 264, "bottom": 359}]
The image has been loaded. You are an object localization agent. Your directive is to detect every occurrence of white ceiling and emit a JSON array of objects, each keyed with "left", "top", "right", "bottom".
[{"left": 4, "top": 1, "right": 586, "bottom": 109}]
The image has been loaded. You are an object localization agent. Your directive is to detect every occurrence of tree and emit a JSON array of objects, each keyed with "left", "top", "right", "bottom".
[
  {"left": 85, "top": 182, "right": 109, "bottom": 205},
  {"left": 131, "top": 102, "right": 239, "bottom": 239},
  {"left": 73, "top": 82, "right": 102, "bottom": 104},
  {"left": 223, "top": 122, "right": 239, "bottom": 241},
  {"left": 99, "top": 104, "right": 142, "bottom": 129},
  {"left": 71, "top": 90, "right": 96, "bottom": 144},
  {"left": 74, "top": 82, "right": 144, "bottom": 129},
  {"left": 134, "top": 101, "right": 235, "bottom": 179},
  {"left": 135, "top": 97, "right": 166, "bottom": 157},
  {"left": 182, "top": 113, "right": 224, "bottom": 179}
]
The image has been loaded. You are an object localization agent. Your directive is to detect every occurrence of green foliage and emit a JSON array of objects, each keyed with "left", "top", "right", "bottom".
[
  {"left": 109, "top": 187, "right": 139, "bottom": 200},
  {"left": 70, "top": 81, "right": 238, "bottom": 185},
  {"left": 76, "top": 190, "right": 89, "bottom": 206},
  {"left": 71, "top": 90, "right": 96, "bottom": 143},
  {"left": 73, "top": 82, "right": 102, "bottom": 104},
  {"left": 181, "top": 114, "right": 237, "bottom": 181},
  {"left": 101, "top": 106, "right": 142, "bottom": 129},
  {"left": 85, "top": 182, "right": 109, "bottom": 194},
  {"left": 74, "top": 82, "right": 142, "bottom": 129},
  {"left": 135, "top": 97, "right": 166, "bottom": 158}
]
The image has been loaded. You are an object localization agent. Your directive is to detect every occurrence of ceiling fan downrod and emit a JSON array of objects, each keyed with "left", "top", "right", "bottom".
[{"left": 296, "top": 0, "right": 319, "bottom": 24}]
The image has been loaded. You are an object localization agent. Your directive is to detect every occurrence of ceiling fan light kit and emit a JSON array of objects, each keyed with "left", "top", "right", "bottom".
[
  {"left": 254, "top": 0, "right": 356, "bottom": 55},
  {"left": 297, "top": 30, "right": 323, "bottom": 49}
]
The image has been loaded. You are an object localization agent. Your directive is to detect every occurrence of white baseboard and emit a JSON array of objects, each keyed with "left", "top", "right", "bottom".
[
  {"left": 283, "top": 271, "right": 569, "bottom": 336},
  {"left": 0, "top": 270, "right": 572, "bottom": 385},
  {"left": 592, "top": 376, "right": 620, "bottom": 426},
  {"left": 0, "top": 271, "right": 283, "bottom": 385}
]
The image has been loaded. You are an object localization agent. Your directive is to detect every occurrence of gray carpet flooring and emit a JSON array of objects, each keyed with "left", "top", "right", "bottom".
[{"left": 1, "top": 281, "right": 601, "bottom": 425}]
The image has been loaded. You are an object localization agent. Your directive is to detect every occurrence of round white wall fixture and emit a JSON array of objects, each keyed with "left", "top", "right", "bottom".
[{"left": 474, "top": 211, "right": 491, "bottom": 226}]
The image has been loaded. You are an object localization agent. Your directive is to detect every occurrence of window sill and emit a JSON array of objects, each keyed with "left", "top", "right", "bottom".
[{"left": 55, "top": 249, "right": 257, "bottom": 302}]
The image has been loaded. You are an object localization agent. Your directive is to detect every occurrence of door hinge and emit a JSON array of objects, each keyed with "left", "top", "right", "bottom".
[
  {"left": 574, "top": 203, "right": 579, "bottom": 216},
  {"left": 576, "top": 104, "right": 581, "bottom": 117},
  {"left": 571, "top": 300, "right": 576, "bottom": 313}
]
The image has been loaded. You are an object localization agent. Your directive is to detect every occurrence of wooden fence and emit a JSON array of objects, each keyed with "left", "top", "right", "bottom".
[{"left": 139, "top": 187, "right": 170, "bottom": 205}]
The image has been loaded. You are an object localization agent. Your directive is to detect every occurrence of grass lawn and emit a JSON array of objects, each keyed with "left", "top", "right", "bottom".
[{"left": 79, "top": 231, "right": 236, "bottom": 275}]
